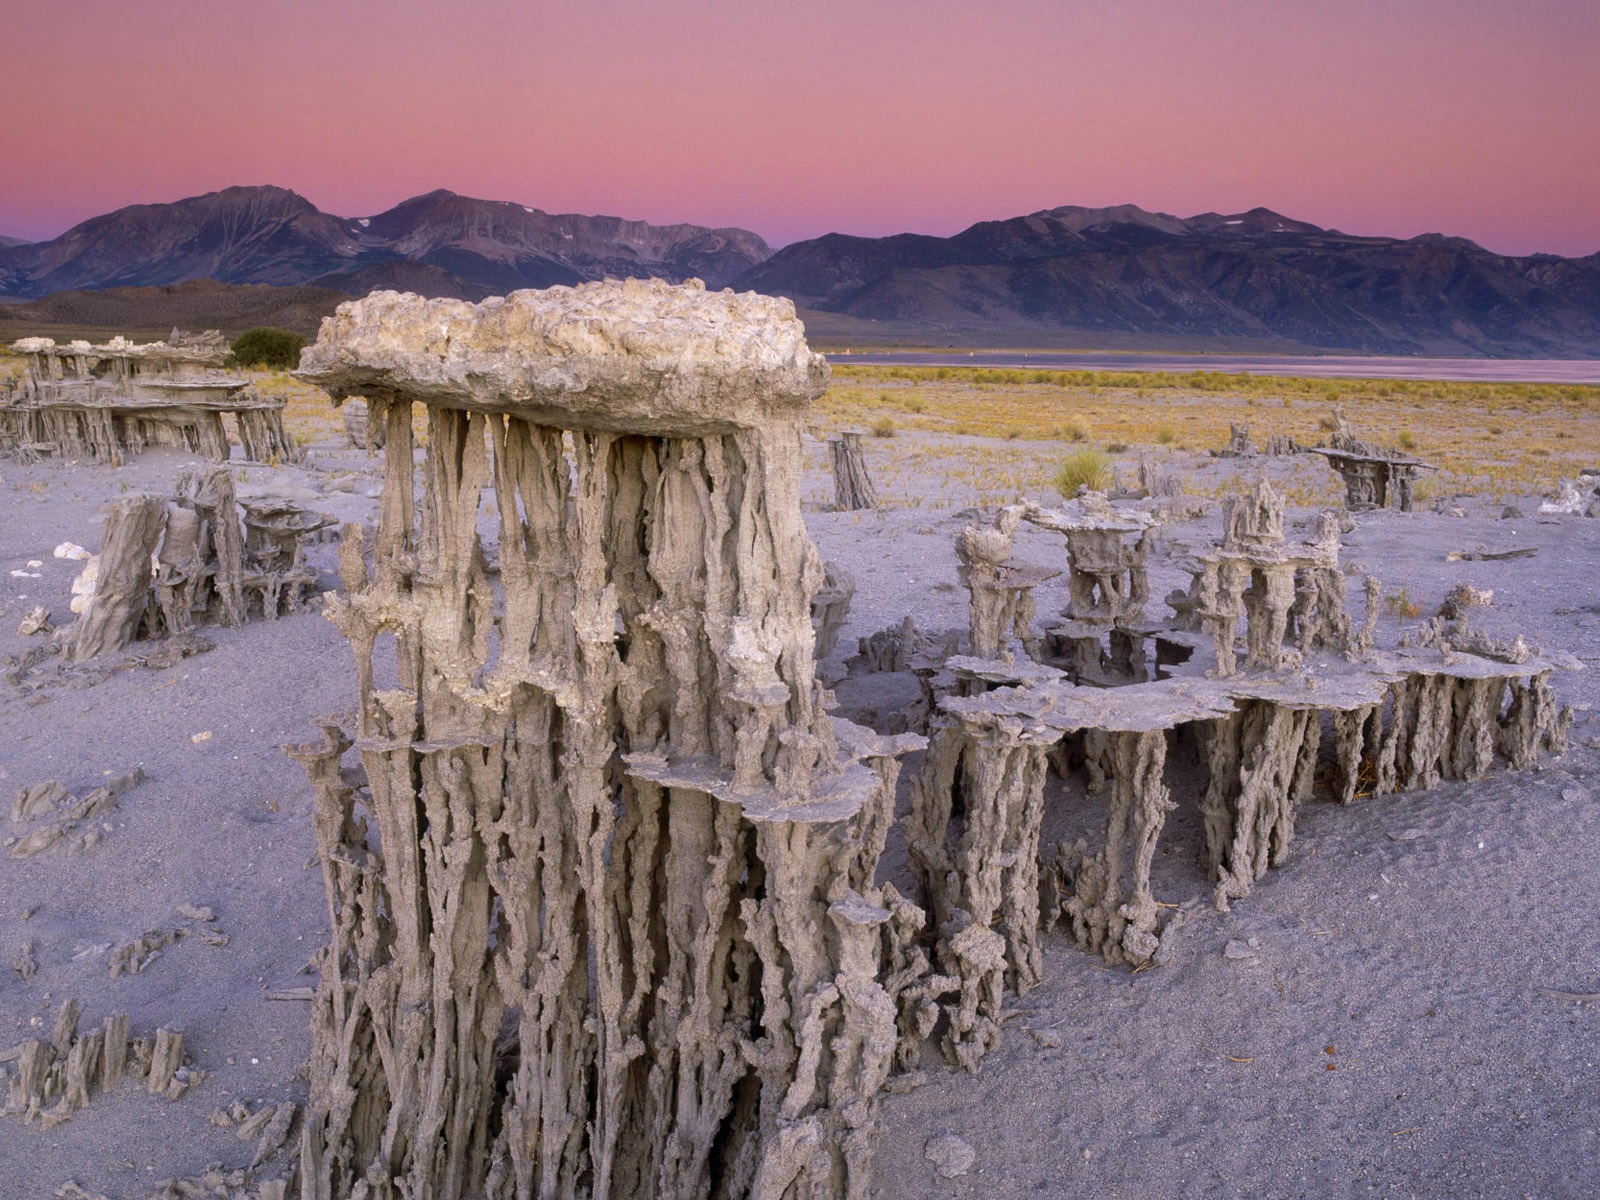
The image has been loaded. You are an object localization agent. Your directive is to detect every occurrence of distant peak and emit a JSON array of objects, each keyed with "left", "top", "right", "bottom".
[
  {"left": 383, "top": 188, "right": 461, "bottom": 210},
  {"left": 1410, "top": 232, "right": 1485, "bottom": 253},
  {"left": 1186, "top": 207, "right": 1326, "bottom": 236},
  {"left": 198, "top": 184, "right": 317, "bottom": 207},
  {"left": 1030, "top": 204, "right": 1191, "bottom": 236}
]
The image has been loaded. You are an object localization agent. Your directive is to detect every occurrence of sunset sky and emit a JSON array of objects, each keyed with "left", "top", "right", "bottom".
[{"left": 4, "top": 0, "right": 1596, "bottom": 256}]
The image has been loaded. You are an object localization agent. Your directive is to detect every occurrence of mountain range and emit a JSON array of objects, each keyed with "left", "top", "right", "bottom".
[{"left": 3, "top": 187, "right": 1598, "bottom": 357}]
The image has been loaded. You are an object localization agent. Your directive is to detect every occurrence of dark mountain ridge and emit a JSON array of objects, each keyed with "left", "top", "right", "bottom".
[
  {"left": 0, "top": 185, "right": 772, "bottom": 301},
  {"left": 741, "top": 205, "right": 1600, "bottom": 357},
  {"left": 4, "top": 191, "right": 1597, "bottom": 356}
]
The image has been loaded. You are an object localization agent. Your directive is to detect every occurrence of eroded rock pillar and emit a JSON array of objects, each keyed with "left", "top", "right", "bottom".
[{"left": 290, "top": 281, "right": 924, "bottom": 1200}]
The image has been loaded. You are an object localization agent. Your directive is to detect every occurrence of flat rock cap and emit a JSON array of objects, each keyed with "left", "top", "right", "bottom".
[{"left": 296, "top": 278, "right": 829, "bottom": 435}]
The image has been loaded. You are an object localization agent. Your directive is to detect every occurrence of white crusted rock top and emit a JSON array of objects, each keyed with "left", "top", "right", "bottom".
[
  {"left": 10, "top": 332, "right": 231, "bottom": 365},
  {"left": 296, "top": 278, "right": 829, "bottom": 434}
]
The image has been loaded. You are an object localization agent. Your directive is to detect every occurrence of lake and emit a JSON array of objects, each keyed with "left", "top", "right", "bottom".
[{"left": 829, "top": 350, "right": 1600, "bottom": 385}]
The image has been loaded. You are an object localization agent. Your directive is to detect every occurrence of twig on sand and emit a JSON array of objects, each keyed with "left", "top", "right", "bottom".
[
  {"left": 1200, "top": 1046, "right": 1255, "bottom": 1063},
  {"left": 1534, "top": 988, "right": 1600, "bottom": 1003}
]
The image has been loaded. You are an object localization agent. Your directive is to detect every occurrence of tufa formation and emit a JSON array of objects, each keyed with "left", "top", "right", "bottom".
[{"left": 289, "top": 280, "right": 927, "bottom": 1200}]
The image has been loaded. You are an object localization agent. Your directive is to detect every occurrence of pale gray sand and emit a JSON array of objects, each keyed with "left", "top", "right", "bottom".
[{"left": 1, "top": 432, "right": 1596, "bottom": 1199}]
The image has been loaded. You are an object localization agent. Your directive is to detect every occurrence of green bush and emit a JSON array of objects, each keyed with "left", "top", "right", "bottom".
[
  {"left": 231, "top": 327, "right": 306, "bottom": 369},
  {"left": 1054, "top": 446, "right": 1111, "bottom": 497}
]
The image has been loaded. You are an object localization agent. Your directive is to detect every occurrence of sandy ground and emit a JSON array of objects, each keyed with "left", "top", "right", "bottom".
[{"left": 2, "top": 429, "right": 1598, "bottom": 1199}]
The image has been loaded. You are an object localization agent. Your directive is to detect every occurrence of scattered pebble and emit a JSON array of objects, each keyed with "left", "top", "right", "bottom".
[
  {"left": 924, "top": 1132, "right": 975, "bottom": 1178},
  {"left": 1223, "top": 940, "right": 1258, "bottom": 961},
  {"left": 883, "top": 1070, "right": 926, "bottom": 1095},
  {"left": 191, "top": 731, "right": 213, "bottom": 744},
  {"left": 16, "top": 605, "right": 51, "bottom": 636}
]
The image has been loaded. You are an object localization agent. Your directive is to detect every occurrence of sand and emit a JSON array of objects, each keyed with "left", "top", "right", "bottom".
[{"left": 1, "top": 429, "right": 1597, "bottom": 1199}]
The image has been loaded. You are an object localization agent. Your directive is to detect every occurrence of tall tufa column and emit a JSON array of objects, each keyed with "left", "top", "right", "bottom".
[{"left": 289, "top": 281, "right": 925, "bottom": 1200}]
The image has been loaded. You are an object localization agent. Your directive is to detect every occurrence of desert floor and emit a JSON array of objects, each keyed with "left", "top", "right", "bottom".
[{"left": 2, "top": 367, "right": 1598, "bottom": 1199}]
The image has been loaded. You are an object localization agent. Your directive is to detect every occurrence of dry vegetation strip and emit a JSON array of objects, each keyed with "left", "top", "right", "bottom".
[{"left": 814, "top": 364, "right": 1600, "bottom": 507}]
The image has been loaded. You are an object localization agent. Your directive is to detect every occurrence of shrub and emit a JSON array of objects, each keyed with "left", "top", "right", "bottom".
[
  {"left": 1397, "top": 429, "right": 1417, "bottom": 451},
  {"left": 231, "top": 327, "right": 306, "bottom": 369},
  {"left": 870, "top": 415, "right": 896, "bottom": 438},
  {"left": 1061, "top": 420, "right": 1089, "bottom": 443},
  {"left": 1054, "top": 446, "right": 1111, "bottom": 497},
  {"left": 1383, "top": 586, "right": 1422, "bottom": 619},
  {"left": 1154, "top": 426, "right": 1176, "bottom": 445}
]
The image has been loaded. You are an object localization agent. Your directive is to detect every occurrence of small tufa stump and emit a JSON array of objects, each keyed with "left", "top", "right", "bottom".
[
  {"left": 68, "top": 496, "right": 167, "bottom": 662},
  {"left": 829, "top": 431, "right": 878, "bottom": 510},
  {"left": 1311, "top": 410, "right": 1435, "bottom": 512}
]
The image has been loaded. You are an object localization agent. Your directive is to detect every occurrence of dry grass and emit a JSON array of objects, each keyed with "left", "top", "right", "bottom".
[
  {"left": 260, "top": 370, "right": 435, "bottom": 447},
  {"left": 252, "top": 370, "right": 346, "bottom": 445},
  {"left": 815, "top": 364, "right": 1600, "bottom": 506},
  {"left": 1054, "top": 446, "right": 1112, "bottom": 496}
]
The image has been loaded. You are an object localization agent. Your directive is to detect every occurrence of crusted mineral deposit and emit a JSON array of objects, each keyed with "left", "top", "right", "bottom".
[
  {"left": 64, "top": 467, "right": 328, "bottom": 662},
  {"left": 0, "top": 332, "right": 300, "bottom": 466},
  {"left": 1310, "top": 411, "right": 1435, "bottom": 512},
  {"left": 0, "top": 1001, "right": 199, "bottom": 1129},
  {"left": 908, "top": 478, "right": 1574, "bottom": 1066},
  {"left": 289, "top": 280, "right": 926, "bottom": 1200},
  {"left": 829, "top": 431, "right": 878, "bottom": 510}
]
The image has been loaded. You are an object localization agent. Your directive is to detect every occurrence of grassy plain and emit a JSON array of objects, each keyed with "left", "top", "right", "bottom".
[{"left": 810, "top": 364, "right": 1600, "bottom": 508}]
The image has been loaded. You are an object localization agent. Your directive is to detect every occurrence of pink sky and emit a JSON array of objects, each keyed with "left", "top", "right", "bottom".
[{"left": 4, "top": 0, "right": 1596, "bottom": 256}]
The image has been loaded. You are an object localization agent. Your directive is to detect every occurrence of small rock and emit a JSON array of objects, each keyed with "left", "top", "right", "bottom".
[
  {"left": 178, "top": 904, "right": 215, "bottom": 923},
  {"left": 1028, "top": 1028, "right": 1062, "bottom": 1049},
  {"left": 191, "top": 731, "right": 213, "bottom": 744},
  {"left": 925, "top": 1132, "right": 976, "bottom": 1178},
  {"left": 1223, "top": 939, "right": 1258, "bottom": 961},
  {"left": 53, "top": 543, "right": 91, "bottom": 561},
  {"left": 1501, "top": 505, "right": 1524, "bottom": 519},
  {"left": 1386, "top": 828, "right": 1423, "bottom": 841},
  {"left": 17, "top": 604, "right": 52, "bottom": 633},
  {"left": 883, "top": 1070, "right": 926, "bottom": 1095},
  {"left": 1561, "top": 788, "right": 1589, "bottom": 804}
]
